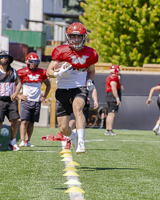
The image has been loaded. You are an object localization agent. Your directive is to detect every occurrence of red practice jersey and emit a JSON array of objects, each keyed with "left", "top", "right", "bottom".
[
  {"left": 52, "top": 44, "right": 98, "bottom": 71},
  {"left": 17, "top": 67, "right": 47, "bottom": 84},
  {"left": 105, "top": 75, "right": 121, "bottom": 93},
  {"left": 17, "top": 67, "right": 47, "bottom": 102}
]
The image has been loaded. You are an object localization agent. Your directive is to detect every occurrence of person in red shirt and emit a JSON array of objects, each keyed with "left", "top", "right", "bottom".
[
  {"left": 105, "top": 65, "right": 123, "bottom": 135},
  {"left": 146, "top": 84, "right": 160, "bottom": 135},
  {"left": 47, "top": 22, "right": 98, "bottom": 154},
  {"left": 17, "top": 52, "right": 51, "bottom": 147}
]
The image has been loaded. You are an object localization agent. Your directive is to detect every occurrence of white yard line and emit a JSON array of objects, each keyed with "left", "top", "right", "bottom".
[{"left": 85, "top": 139, "right": 160, "bottom": 143}]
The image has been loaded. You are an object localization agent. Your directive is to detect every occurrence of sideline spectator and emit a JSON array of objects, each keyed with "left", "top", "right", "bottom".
[
  {"left": 0, "top": 51, "right": 21, "bottom": 151},
  {"left": 47, "top": 22, "right": 98, "bottom": 154},
  {"left": 17, "top": 52, "right": 51, "bottom": 147},
  {"left": 69, "top": 83, "right": 98, "bottom": 130},
  {"left": 146, "top": 85, "right": 160, "bottom": 135},
  {"left": 105, "top": 65, "right": 123, "bottom": 135}
]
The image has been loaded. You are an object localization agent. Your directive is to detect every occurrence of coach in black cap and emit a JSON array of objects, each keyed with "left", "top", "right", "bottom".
[{"left": 0, "top": 50, "right": 21, "bottom": 151}]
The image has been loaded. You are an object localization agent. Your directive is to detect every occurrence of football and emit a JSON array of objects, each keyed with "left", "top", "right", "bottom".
[
  {"left": 1, "top": 128, "right": 9, "bottom": 137},
  {"left": 54, "top": 61, "right": 72, "bottom": 72}
]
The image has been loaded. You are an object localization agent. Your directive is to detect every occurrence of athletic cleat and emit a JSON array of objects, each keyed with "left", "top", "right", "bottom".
[
  {"left": 25, "top": 141, "right": 35, "bottom": 147},
  {"left": 104, "top": 130, "right": 116, "bottom": 136},
  {"left": 8, "top": 139, "right": 20, "bottom": 151},
  {"left": 153, "top": 130, "right": 159, "bottom": 135},
  {"left": 76, "top": 140, "right": 86, "bottom": 154},
  {"left": 104, "top": 130, "right": 110, "bottom": 135},
  {"left": 154, "top": 129, "right": 160, "bottom": 135},
  {"left": 109, "top": 130, "right": 116, "bottom": 135},
  {"left": 71, "top": 132, "right": 78, "bottom": 151},
  {"left": 153, "top": 127, "right": 158, "bottom": 131},
  {"left": 156, "top": 131, "right": 160, "bottom": 135},
  {"left": 19, "top": 140, "right": 26, "bottom": 147},
  {"left": 153, "top": 127, "right": 160, "bottom": 135}
]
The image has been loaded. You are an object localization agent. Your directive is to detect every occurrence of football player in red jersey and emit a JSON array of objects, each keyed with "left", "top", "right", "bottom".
[
  {"left": 105, "top": 65, "right": 124, "bottom": 136},
  {"left": 47, "top": 22, "right": 98, "bottom": 153},
  {"left": 0, "top": 51, "right": 22, "bottom": 151},
  {"left": 17, "top": 52, "right": 51, "bottom": 147}
]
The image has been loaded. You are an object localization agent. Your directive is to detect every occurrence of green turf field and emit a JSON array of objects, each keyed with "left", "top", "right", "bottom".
[{"left": 1, "top": 128, "right": 160, "bottom": 200}]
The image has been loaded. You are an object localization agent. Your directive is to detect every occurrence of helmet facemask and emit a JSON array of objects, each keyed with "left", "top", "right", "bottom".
[
  {"left": 28, "top": 60, "right": 39, "bottom": 71},
  {"left": 26, "top": 52, "right": 40, "bottom": 71},
  {"left": 66, "top": 22, "right": 88, "bottom": 50},
  {"left": 66, "top": 33, "right": 88, "bottom": 50}
]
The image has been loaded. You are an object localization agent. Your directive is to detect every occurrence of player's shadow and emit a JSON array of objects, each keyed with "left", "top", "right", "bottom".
[
  {"left": 34, "top": 145, "right": 61, "bottom": 148},
  {"left": 54, "top": 188, "right": 67, "bottom": 190},
  {"left": 79, "top": 167, "right": 139, "bottom": 171},
  {"left": 88, "top": 148, "right": 119, "bottom": 151},
  {"left": 19, "top": 149, "right": 59, "bottom": 152}
]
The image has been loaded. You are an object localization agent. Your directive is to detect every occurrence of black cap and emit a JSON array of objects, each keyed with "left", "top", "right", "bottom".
[{"left": 0, "top": 51, "right": 13, "bottom": 63}]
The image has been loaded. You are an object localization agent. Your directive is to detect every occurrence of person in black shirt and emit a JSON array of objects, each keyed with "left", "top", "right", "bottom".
[{"left": 0, "top": 51, "right": 21, "bottom": 151}]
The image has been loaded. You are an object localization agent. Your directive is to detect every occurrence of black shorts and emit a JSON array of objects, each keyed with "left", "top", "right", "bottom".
[
  {"left": 20, "top": 100, "right": 41, "bottom": 123},
  {"left": 106, "top": 102, "right": 119, "bottom": 114},
  {"left": 56, "top": 87, "right": 88, "bottom": 117},
  {"left": 0, "top": 99, "right": 20, "bottom": 122}
]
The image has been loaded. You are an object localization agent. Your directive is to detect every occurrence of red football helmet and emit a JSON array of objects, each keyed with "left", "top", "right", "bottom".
[
  {"left": 26, "top": 52, "right": 40, "bottom": 71},
  {"left": 110, "top": 64, "right": 120, "bottom": 75},
  {"left": 66, "top": 22, "right": 88, "bottom": 50}
]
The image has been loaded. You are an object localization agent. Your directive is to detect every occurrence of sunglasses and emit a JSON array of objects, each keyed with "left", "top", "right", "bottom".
[{"left": 0, "top": 55, "right": 9, "bottom": 59}]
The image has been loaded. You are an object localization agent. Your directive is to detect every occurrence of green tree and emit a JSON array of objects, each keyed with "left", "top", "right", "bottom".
[{"left": 80, "top": 0, "right": 160, "bottom": 67}]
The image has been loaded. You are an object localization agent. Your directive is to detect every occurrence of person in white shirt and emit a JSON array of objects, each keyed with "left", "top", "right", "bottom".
[{"left": 17, "top": 52, "right": 50, "bottom": 147}]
